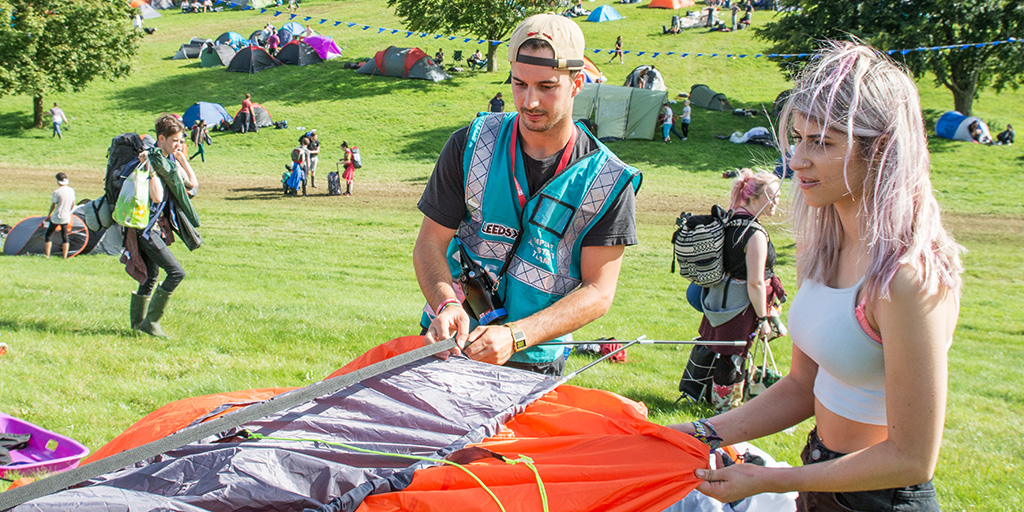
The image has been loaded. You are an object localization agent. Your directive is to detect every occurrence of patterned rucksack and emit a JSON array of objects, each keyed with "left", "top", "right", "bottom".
[{"left": 671, "top": 205, "right": 765, "bottom": 287}]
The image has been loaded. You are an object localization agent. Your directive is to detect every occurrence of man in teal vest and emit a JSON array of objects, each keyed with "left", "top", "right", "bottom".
[{"left": 414, "top": 14, "right": 642, "bottom": 376}]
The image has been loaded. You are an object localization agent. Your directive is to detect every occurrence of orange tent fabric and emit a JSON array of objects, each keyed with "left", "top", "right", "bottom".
[
  {"left": 84, "top": 336, "right": 709, "bottom": 510},
  {"left": 649, "top": 0, "right": 696, "bottom": 8}
]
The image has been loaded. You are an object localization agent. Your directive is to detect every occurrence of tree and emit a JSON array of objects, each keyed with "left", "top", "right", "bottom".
[
  {"left": 0, "top": 0, "right": 142, "bottom": 128},
  {"left": 757, "top": 0, "right": 1024, "bottom": 115},
  {"left": 386, "top": 0, "right": 556, "bottom": 72}
]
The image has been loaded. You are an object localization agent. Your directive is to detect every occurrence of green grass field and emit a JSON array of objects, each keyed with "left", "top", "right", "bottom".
[{"left": 1, "top": 1, "right": 1022, "bottom": 507}]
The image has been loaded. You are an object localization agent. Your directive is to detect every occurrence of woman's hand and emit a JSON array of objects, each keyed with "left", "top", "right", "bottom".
[{"left": 695, "top": 463, "right": 773, "bottom": 503}]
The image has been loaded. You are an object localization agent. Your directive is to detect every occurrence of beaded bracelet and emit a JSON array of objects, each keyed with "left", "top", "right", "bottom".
[
  {"left": 689, "top": 418, "right": 723, "bottom": 450},
  {"left": 435, "top": 298, "right": 462, "bottom": 316}
]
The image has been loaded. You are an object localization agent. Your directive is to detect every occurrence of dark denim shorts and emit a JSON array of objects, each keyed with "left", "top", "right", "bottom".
[{"left": 796, "top": 428, "right": 941, "bottom": 512}]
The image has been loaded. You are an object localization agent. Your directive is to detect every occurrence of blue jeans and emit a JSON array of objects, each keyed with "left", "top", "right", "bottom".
[
  {"left": 797, "top": 428, "right": 940, "bottom": 511},
  {"left": 52, "top": 121, "right": 62, "bottom": 138}
]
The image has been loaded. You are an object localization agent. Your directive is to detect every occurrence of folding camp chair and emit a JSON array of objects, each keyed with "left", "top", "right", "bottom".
[{"left": 452, "top": 50, "right": 463, "bottom": 64}]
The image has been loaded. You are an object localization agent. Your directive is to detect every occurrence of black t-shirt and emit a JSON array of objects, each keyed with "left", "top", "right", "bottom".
[
  {"left": 723, "top": 213, "right": 775, "bottom": 280},
  {"left": 418, "top": 125, "right": 638, "bottom": 247},
  {"left": 489, "top": 97, "right": 505, "bottom": 113},
  {"left": 307, "top": 139, "right": 320, "bottom": 156}
]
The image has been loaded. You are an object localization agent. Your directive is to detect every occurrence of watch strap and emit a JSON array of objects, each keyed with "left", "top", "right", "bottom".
[{"left": 505, "top": 322, "right": 527, "bottom": 352}]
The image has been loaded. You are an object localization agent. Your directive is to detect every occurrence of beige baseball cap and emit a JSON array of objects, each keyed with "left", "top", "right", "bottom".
[{"left": 507, "top": 14, "right": 585, "bottom": 70}]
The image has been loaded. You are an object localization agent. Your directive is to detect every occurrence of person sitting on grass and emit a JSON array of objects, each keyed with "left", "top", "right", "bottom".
[{"left": 996, "top": 123, "right": 1014, "bottom": 145}]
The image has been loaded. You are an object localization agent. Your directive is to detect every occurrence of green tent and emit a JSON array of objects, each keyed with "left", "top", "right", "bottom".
[
  {"left": 200, "top": 45, "right": 235, "bottom": 68},
  {"left": 689, "top": 84, "right": 734, "bottom": 111},
  {"left": 572, "top": 83, "right": 667, "bottom": 140}
]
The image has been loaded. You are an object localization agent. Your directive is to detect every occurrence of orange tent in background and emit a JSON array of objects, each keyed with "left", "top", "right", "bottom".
[
  {"left": 649, "top": 0, "right": 696, "bottom": 8},
  {"left": 129, "top": 0, "right": 149, "bottom": 7}
]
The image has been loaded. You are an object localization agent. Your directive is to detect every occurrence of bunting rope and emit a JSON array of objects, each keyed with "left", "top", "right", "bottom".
[{"left": 223, "top": 4, "right": 1021, "bottom": 61}]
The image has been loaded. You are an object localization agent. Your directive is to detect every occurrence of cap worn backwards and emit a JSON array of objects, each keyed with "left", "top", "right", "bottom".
[{"left": 507, "top": 13, "right": 585, "bottom": 71}]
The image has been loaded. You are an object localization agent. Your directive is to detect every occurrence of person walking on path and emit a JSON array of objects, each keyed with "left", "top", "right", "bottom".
[
  {"left": 414, "top": 14, "right": 641, "bottom": 376},
  {"left": 129, "top": 114, "right": 201, "bottom": 338},
  {"left": 239, "top": 93, "right": 256, "bottom": 134},
  {"left": 49, "top": 102, "right": 69, "bottom": 140},
  {"left": 339, "top": 141, "right": 356, "bottom": 196},
  {"left": 307, "top": 131, "right": 320, "bottom": 188},
  {"left": 609, "top": 36, "right": 623, "bottom": 64},
  {"left": 672, "top": 42, "right": 963, "bottom": 511},
  {"left": 488, "top": 92, "right": 505, "bottom": 113},
  {"left": 44, "top": 172, "right": 76, "bottom": 259},
  {"left": 189, "top": 120, "right": 210, "bottom": 162}
]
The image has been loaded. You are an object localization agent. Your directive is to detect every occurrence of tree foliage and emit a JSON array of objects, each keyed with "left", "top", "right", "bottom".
[
  {"left": 757, "top": 0, "right": 1024, "bottom": 115},
  {"left": 385, "top": 0, "right": 558, "bottom": 72},
  {"left": 0, "top": 0, "right": 141, "bottom": 127}
]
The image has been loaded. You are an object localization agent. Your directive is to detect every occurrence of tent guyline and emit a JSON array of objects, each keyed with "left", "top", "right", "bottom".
[
  {"left": 246, "top": 433, "right": 549, "bottom": 512},
  {"left": 252, "top": 9, "right": 1023, "bottom": 61}
]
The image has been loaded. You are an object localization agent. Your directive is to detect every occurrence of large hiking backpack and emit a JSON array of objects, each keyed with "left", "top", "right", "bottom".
[
  {"left": 83, "top": 133, "right": 155, "bottom": 231},
  {"left": 671, "top": 205, "right": 765, "bottom": 287},
  {"left": 350, "top": 146, "right": 362, "bottom": 169},
  {"left": 327, "top": 171, "right": 342, "bottom": 195}
]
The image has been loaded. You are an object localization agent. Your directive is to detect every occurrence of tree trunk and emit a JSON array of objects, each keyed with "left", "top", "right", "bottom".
[
  {"left": 952, "top": 89, "right": 974, "bottom": 117},
  {"left": 33, "top": 95, "right": 44, "bottom": 129},
  {"left": 486, "top": 44, "right": 498, "bottom": 73}
]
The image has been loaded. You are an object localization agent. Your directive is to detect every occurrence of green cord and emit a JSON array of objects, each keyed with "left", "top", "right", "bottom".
[{"left": 249, "top": 433, "right": 548, "bottom": 512}]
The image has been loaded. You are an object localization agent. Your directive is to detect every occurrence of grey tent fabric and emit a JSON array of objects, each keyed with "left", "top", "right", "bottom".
[
  {"left": 690, "top": 84, "right": 734, "bottom": 111},
  {"left": 277, "top": 41, "right": 323, "bottom": 66},
  {"left": 623, "top": 65, "right": 667, "bottom": 91},
  {"left": 14, "top": 356, "right": 559, "bottom": 512},
  {"left": 199, "top": 45, "right": 235, "bottom": 68},
  {"left": 356, "top": 46, "right": 450, "bottom": 82},
  {"left": 138, "top": 3, "right": 161, "bottom": 19},
  {"left": 230, "top": 104, "right": 273, "bottom": 132},
  {"left": 150, "top": 0, "right": 176, "bottom": 8},
  {"left": 572, "top": 83, "right": 667, "bottom": 140},
  {"left": 173, "top": 38, "right": 212, "bottom": 60},
  {"left": 226, "top": 46, "right": 282, "bottom": 74}
]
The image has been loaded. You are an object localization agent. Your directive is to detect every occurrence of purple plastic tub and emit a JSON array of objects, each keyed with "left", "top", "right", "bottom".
[{"left": 0, "top": 413, "right": 90, "bottom": 478}]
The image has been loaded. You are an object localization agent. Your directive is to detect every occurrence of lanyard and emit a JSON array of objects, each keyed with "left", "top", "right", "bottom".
[{"left": 509, "top": 119, "right": 577, "bottom": 210}]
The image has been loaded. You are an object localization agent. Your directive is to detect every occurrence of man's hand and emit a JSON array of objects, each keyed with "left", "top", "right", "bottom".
[
  {"left": 138, "top": 150, "right": 149, "bottom": 165},
  {"left": 462, "top": 324, "right": 516, "bottom": 365},
  {"left": 424, "top": 303, "right": 470, "bottom": 359}
]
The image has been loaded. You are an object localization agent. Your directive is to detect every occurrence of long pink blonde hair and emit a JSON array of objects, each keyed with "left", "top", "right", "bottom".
[
  {"left": 779, "top": 41, "right": 963, "bottom": 300},
  {"left": 729, "top": 168, "right": 779, "bottom": 211}
]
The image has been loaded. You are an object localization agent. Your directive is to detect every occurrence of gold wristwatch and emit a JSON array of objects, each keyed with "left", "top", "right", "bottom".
[{"left": 505, "top": 322, "right": 527, "bottom": 352}]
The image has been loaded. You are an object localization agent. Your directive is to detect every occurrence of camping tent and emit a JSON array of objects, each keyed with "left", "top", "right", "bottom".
[
  {"left": 649, "top": 0, "right": 695, "bottom": 7},
  {"left": 2, "top": 215, "right": 90, "bottom": 257},
  {"left": 230, "top": 103, "right": 273, "bottom": 132},
  {"left": 275, "top": 28, "right": 294, "bottom": 46},
  {"left": 136, "top": 2, "right": 159, "bottom": 18},
  {"left": 183, "top": 102, "right": 233, "bottom": 127},
  {"left": 226, "top": 46, "right": 282, "bottom": 74},
  {"left": 587, "top": 4, "right": 623, "bottom": 22},
  {"left": 276, "top": 40, "right": 323, "bottom": 66},
  {"left": 248, "top": 30, "right": 267, "bottom": 47},
  {"left": 6, "top": 337, "right": 706, "bottom": 511},
  {"left": 149, "top": 0, "right": 175, "bottom": 8},
  {"left": 236, "top": 0, "right": 275, "bottom": 8},
  {"left": 302, "top": 35, "right": 342, "bottom": 60},
  {"left": 582, "top": 56, "right": 606, "bottom": 83},
  {"left": 279, "top": 21, "right": 307, "bottom": 37},
  {"left": 935, "top": 110, "right": 992, "bottom": 142},
  {"left": 173, "top": 38, "right": 212, "bottom": 60},
  {"left": 357, "top": 46, "right": 450, "bottom": 82},
  {"left": 690, "top": 84, "right": 734, "bottom": 111},
  {"left": 200, "top": 44, "right": 236, "bottom": 67},
  {"left": 623, "top": 65, "right": 667, "bottom": 91},
  {"left": 573, "top": 83, "right": 667, "bottom": 140},
  {"left": 215, "top": 31, "right": 249, "bottom": 51}
]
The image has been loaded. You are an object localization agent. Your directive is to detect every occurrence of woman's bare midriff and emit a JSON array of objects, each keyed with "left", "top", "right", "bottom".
[{"left": 814, "top": 398, "right": 888, "bottom": 454}]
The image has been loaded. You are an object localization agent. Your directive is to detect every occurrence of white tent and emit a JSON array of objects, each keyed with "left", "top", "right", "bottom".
[
  {"left": 138, "top": 3, "right": 161, "bottom": 19},
  {"left": 572, "top": 83, "right": 667, "bottom": 140}
]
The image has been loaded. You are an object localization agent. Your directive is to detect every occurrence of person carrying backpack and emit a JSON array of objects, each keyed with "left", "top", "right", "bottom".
[
  {"left": 681, "top": 169, "right": 784, "bottom": 412},
  {"left": 128, "top": 113, "right": 201, "bottom": 338}
]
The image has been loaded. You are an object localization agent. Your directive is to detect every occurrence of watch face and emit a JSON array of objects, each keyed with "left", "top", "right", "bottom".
[{"left": 514, "top": 339, "right": 528, "bottom": 351}]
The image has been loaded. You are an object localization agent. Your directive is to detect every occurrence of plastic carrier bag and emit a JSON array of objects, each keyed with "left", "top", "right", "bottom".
[{"left": 112, "top": 161, "right": 151, "bottom": 229}]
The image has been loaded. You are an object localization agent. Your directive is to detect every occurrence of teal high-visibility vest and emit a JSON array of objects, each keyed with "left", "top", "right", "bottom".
[{"left": 422, "top": 113, "right": 641, "bottom": 363}]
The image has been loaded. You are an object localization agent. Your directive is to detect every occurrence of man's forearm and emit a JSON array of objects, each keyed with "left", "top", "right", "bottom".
[{"left": 515, "top": 280, "right": 615, "bottom": 347}]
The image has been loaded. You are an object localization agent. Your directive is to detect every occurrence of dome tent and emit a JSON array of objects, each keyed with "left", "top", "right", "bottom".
[
  {"left": 230, "top": 103, "right": 273, "bottom": 132},
  {"left": 587, "top": 5, "right": 623, "bottom": 22},
  {"left": 623, "top": 65, "right": 667, "bottom": 91},
  {"left": 935, "top": 110, "right": 992, "bottom": 142},
  {"left": 356, "top": 46, "right": 449, "bottom": 82},
  {"left": 183, "top": 102, "right": 232, "bottom": 127},
  {"left": 572, "top": 83, "right": 668, "bottom": 141},
  {"left": 689, "top": 83, "right": 734, "bottom": 111},
  {"left": 277, "top": 40, "right": 323, "bottom": 66},
  {"left": 279, "top": 22, "right": 307, "bottom": 36},
  {"left": 215, "top": 31, "right": 249, "bottom": 51},
  {"left": 173, "top": 38, "right": 212, "bottom": 60},
  {"left": 2, "top": 215, "right": 90, "bottom": 257},
  {"left": 199, "top": 45, "right": 235, "bottom": 68},
  {"left": 226, "top": 46, "right": 282, "bottom": 74},
  {"left": 302, "top": 35, "right": 342, "bottom": 60}
]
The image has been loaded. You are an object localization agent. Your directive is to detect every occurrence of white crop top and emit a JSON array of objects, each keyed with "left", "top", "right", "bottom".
[{"left": 788, "top": 278, "right": 887, "bottom": 425}]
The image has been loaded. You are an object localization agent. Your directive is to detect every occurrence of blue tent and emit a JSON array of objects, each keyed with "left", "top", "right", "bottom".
[
  {"left": 935, "top": 110, "right": 991, "bottom": 142},
  {"left": 587, "top": 5, "right": 623, "bottom": 22},
  {"left": 215, "top": 31, "right": 248, "bottom": 50},
  {"left": 182, "top": 102, "right": 232, "bottom": 128},
  {"left": 280, "top": 22, "right": 306, "bottom": 36}
]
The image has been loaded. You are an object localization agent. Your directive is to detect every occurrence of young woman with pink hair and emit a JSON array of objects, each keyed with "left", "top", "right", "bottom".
[{"left": 675, "top": 41, "right": 963, "bottom": 511}]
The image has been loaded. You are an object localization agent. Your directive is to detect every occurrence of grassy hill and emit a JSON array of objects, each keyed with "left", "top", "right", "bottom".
[{"left": 0, "top": 1, "right": 1022, "bottom": 508}]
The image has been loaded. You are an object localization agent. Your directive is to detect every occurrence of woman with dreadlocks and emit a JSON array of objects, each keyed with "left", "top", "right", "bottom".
[{"left": 673, "top": 41, "right": 963, "bottom": 511}]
